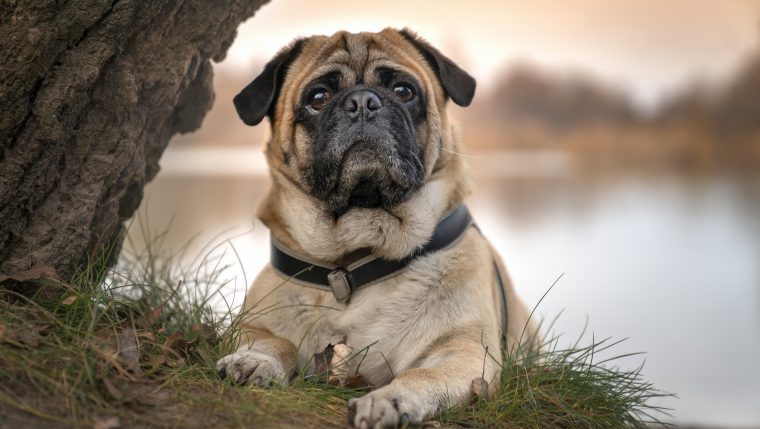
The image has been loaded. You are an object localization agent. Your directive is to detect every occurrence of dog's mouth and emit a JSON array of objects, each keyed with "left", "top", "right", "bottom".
[
  {"left": 315, "top": 138, "right": 423, "bottom": 216},
  {"left": 347, "top": 175, "right": 383, "bottom": 209}
]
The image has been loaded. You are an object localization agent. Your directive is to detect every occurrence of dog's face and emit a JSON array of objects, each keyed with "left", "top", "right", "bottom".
[{"left": 234, "top": 28, "right": 475, "bottom": 216}]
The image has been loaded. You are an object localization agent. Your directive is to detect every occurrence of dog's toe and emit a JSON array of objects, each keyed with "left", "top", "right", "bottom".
[
  {"left": 347, "top": 386, "right": 427, "bottom": 428},
  {"left": 215, "top": 350, "right": 287, "bottom": 387}
]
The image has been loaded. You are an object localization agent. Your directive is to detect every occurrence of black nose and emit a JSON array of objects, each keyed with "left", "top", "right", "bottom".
[{"left": 342, "top": 90, "right": 382, "bottom": 119}]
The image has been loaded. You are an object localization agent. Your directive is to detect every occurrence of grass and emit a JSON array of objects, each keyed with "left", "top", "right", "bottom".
[{"left": 0, "top": 228, "right": 672, "bottom": 429}]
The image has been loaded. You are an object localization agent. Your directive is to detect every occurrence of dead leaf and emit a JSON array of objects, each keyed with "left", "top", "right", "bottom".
[
  {"left": 165, "top": 355, "right": 186, "bottom": 368},
  {"left": 313, "top": 343, "right": 334, "bottom": 378},
  {"left": 102, "top": 378, "right": 123, "bottom": 400},
  {"left": 61, "top": 295, "right": 77, "bottom": 305},
  {"left": 135, "top": 304, "right": 163, "bottom": 329},
  {"left": 92, "top": 416, "right": 120, "bottom": 429},
  {"left": 470, "top": 377, "right": 490, "bottom": 402},
  {"left": 343, "top": 374, "right": 371, "bottom": 389},
  {"left": 146, "top": 354, "right": 167, "bottom": 369},
  {"left": 163, "top": 331, "right": 184, "bottom": 349},
  {"left": 0, "top": 322, "right": 50, "bottom": 347},
  {"left": 132, "top": 386, "right": 171, "bottom": 406},
  {"left": 163, "top": 331, "right": 197, "bottom": 359},
  {"left": 17, "top": 329, "right": 40, "bottom": 348},
  {"left": 116, "top": 328, "right": 142, "bottom": 376},
  {"left": 0, "top": 264, "right": 61, "bottom": 283},
  {"left": 330, "top": 343, "right": 353, "bottom": 383},
  {"left": 190, "top": 323, "right": 218, "bottom": 343}
]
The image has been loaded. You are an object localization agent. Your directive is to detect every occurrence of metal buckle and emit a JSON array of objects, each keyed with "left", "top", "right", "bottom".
[{"left": 327, "top": 267, "right": 352, "bottom": 304}]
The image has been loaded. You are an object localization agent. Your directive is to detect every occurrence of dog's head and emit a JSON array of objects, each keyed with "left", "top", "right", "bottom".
[{"left": 234, "top": 28, "right": 475, "bottom": 217}]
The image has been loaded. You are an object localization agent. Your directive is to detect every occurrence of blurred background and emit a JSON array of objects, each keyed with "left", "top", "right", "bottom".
[{"left": 127, "top": 1, "right": 760, "bottom": 426}]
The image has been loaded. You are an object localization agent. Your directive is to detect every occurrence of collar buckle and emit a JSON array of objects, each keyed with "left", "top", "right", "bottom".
[{"left": 327, "top": 268, "right": 352, "bottom": 304}]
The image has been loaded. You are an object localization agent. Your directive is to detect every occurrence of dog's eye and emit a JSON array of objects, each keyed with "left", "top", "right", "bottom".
[
  {"left": 393, "top": 84, "right": 415, "bottom": 102},
  {"left": 307, "top": 90, "right": 332, "bottom": 111}
]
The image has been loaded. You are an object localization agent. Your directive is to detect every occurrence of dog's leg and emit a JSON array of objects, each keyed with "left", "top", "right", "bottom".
[
  {"left": 347, "top": 327, "right": 500, "bottom": 428},
  {"left": 216, "top": 325, "right": 297, "bottom": 387}
]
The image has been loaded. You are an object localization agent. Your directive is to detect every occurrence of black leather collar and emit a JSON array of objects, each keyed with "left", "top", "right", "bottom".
[{"left": 270, "top": 204, "right": 474, "bottom": 303}]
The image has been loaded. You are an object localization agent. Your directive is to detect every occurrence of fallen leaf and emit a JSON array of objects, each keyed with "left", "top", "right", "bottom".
[
  {"left": 116, "top": 328, "right": 142, "bottom": 376},
  {"left": 133, "top": 386, "right": 171, "bottom": 406},
  {"left": 163, "top": 331, "right": 196, "bottom": 359},
  {"left": 190, "top": 323, "right": 218, "bottom": 343},
  {"left": 61, "top": 295, "right": 77, "bottom": 305},
  {"left": 0, "top": 264, "right": 61, "bottom": 283},
  {"left": 165, "top": 356, "right": 186, "bottom": 368},
  {"left": 343, "top": 374, "right": 371, "bottom": 389},
  {"left": 163, "top": 331, "right": 184, "bottom": 349},
  {"left": 92, "top": 416, "right": 120, "bottom": 429},
  {"left": 146, "top": 354, "right": 167, "bottom": 369},
  {"left": 135, "top": 304, "right": 163, "bottom": 329},
  {"left": 470, "top": 377, "right": 490, "bottom": 402},
  {"left": 330, "top": 343, "right": 353, "bottom": 383},
  {"left": 313, "top": 343, "right": 335, "bottom": 378},
  {"left": 18, "top": 330, "right": 40, "bottom": 348},
  {"left": 102, "top": 378, "right": 122, "bottom": 400}
]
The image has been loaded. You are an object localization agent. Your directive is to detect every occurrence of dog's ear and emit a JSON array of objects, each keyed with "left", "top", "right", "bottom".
[
  {"left": 233, "top": 39, "right": 305, "bottom": 126},
  {"left": 399, "top": 29, "right": 476, "bottom": 107}
]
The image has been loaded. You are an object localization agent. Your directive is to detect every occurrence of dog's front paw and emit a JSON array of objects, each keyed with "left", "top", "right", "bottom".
[
  {"left": 347, "top": 385, "right": 432, "bottom": 428},
  {"left": 216, "top": 350, "right": 288, "bottom": 387}
]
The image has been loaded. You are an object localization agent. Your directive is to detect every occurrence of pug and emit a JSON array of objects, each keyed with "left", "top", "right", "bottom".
[{"left": 216, "top": 28, "right": 537, "bottom": 428}]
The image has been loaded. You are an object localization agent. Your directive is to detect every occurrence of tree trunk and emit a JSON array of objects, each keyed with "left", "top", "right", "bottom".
[{"left": 0, "top": 0, "right": 269, "bottom": 285}]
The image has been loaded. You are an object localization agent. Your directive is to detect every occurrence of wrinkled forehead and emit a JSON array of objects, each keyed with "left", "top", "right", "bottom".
[{"left": 286, "top": 30, "right": 435, "bottom": 91}]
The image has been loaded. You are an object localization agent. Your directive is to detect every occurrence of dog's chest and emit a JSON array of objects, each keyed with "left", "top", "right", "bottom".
[{"left": 255, "top": 248, "right": 481, "bottom": 386}]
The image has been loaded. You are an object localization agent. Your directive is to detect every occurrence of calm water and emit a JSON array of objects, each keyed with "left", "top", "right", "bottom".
[{"left": 132, "top": 148, "right": 760, "bottom": 427}]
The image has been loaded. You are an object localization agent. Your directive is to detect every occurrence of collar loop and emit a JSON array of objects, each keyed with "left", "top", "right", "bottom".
[{"left": 327, "top": 268, "right": 352, "bottom": 303}]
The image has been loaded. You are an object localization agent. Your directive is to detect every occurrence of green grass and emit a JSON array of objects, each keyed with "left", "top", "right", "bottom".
[{"left": 0, "top": 230, "right": 672, "bottom": 428}]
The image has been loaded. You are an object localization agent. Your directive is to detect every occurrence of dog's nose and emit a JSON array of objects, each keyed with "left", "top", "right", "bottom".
[{"left": 342, "top": 90, "right": 382, "bottom": 119}]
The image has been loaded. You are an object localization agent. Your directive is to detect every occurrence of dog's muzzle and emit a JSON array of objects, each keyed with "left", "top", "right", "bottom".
[{"left": 308, "top": 86, "right": 424, "bottom": 215}]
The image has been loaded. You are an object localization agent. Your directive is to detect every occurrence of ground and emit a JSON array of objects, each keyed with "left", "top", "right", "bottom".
[{"left": 0, "top": 252, "right": 669, "bottom": 429}]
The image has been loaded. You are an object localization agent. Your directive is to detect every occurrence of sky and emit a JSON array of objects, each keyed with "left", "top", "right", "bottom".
[{"left": 219, "top": 0, "right": 760, "bottom": 109}]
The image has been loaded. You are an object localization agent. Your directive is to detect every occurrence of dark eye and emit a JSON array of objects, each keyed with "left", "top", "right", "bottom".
[
  {"left": 393, "top": 84, "right": 415, "bottom": 102},
  {"left": 307, "top": 89, "right": 332, "bottom": 111}
]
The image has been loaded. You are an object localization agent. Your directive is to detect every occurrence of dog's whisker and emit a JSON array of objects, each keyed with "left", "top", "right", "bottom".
[{"left": 441, "top": 146, "right": 486, "bottom": 158}]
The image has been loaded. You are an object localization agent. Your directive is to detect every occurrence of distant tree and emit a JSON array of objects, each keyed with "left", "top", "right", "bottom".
[
  {"left": 656, "top": 83, "right": 713, "bottom": 126},
  {"left": 486, "top": 64, "right": 639, "bottom": 129},
  {"left": 657, "top": 23, "right": 760, "bottom": 136},
  {"left": 0, "top": 1, "right": 270, "bottom": 287},
  {"left": 713, "top": 49, "right": 760, "bottom": 136}
]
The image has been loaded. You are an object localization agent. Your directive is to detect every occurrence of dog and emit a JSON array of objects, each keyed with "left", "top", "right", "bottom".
[{"left": 216, "top": 28, "right": 537, "bottom": 428}]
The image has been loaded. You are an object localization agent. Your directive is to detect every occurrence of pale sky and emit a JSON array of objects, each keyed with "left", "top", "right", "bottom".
[{"left": 220, "top": 0, "right": 760, "bottom": 109}]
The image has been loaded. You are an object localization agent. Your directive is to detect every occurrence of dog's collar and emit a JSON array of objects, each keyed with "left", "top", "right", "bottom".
[{"left": 269, "top": 204, "right": 474, "bottom": 303}]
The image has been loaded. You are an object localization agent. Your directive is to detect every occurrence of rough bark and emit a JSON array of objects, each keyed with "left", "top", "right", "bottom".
[{"left": 0, "top": 0, "right": 269, "bottom": 283}]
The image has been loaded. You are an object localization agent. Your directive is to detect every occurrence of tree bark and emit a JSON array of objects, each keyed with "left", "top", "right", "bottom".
[{"left": 0, "top": 0, "right": 269, "bottom": 284}]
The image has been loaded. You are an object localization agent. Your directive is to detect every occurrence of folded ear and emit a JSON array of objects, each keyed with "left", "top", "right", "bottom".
[
  {"left": 233, "top": 39, "right": 305, "bottom": 126},
  {"left": 399, "top": 29, "right": 476, "bottom": 107}
]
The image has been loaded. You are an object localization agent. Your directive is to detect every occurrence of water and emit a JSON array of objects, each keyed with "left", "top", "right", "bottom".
[
  {"left": 133, "top": 148, "right": 760, "bottom": 427},
  {"left": 473, "top": 175, "right": 760, "bottom": 426}
]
